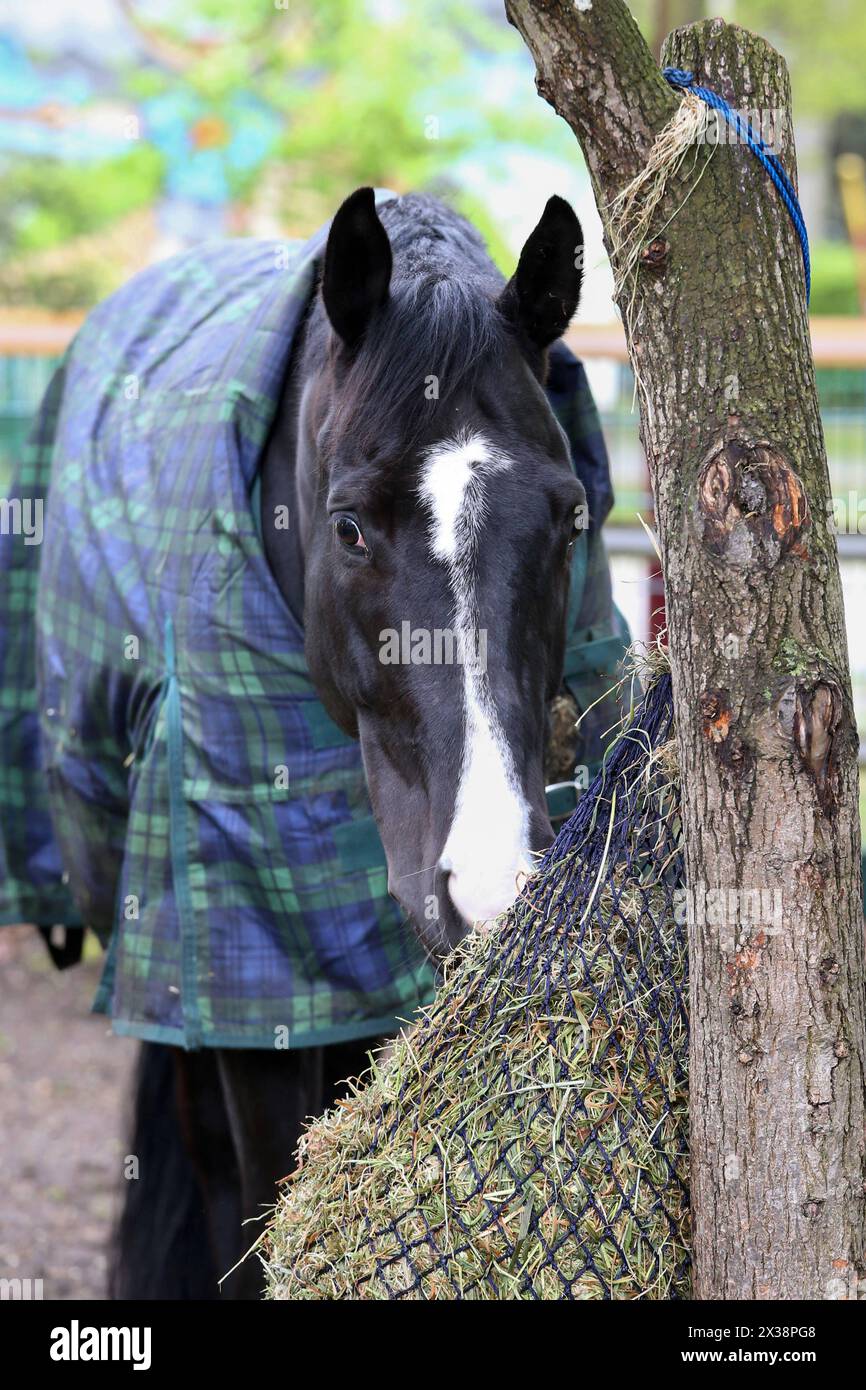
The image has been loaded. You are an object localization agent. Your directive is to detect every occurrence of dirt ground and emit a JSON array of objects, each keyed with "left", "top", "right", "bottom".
[{"left": 0, "top": 925, "right": 137, "bottom": 1299}]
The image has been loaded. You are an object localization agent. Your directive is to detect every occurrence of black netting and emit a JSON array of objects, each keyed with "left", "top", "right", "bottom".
[{"left": 265, "top": 672, "right": 689, "bottom": 1300}]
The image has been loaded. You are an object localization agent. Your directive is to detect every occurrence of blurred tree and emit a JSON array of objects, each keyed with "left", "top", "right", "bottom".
[
  {"left": 123, "top": 0, "right": 569, "bottom": 251},
  {"left": 646, "top": 0, "right": 708, "bottom": 60},
  {"left": 0, "top": 148, "right": 163, "bottom": 257},
  {"left": 630, "top": 1, "right": 866, "bottom": 117},
  {"left": 735, "top": 0, "right": 866, "bottom": 116},
  {"left": 7, "top": 0, "right": 863, "bottom": 310}
]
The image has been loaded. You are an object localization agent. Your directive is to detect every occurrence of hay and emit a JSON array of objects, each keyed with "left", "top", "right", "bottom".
[
  {"left": 544, "top": 688, "right": 581, "bottom": 786},
  {"left": 607, "top": 90, "right": 710, "bottom": 305},
  {"left": 605, "top": 91, "right": 715, "bottom": 422},
  {"left": 262, "top": 671, "right": 688, "bottom": 1300}
]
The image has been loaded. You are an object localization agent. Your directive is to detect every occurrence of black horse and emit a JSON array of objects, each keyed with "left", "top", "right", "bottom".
[{"left": 111, "top": 187, "right": 588, "bottom": 1298}]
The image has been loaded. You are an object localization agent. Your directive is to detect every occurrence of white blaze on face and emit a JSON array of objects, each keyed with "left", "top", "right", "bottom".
[{"left": 419, "top": 430, "right": 533, "bottom": 925}]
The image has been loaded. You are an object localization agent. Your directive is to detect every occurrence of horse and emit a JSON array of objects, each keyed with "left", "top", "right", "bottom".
[
  {"left": 2, "top": 187, "right": 616, "bottom": 1297},
  {"left": 110, "top": 187, "right": 594, "bottom": 1297}
]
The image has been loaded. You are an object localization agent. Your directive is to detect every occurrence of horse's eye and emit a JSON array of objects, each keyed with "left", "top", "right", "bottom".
[
  {"left": 566, "top": 504, "right": 584, "bottom": 555},
  {"left": 334, "top": 514, "right": 366, "bottom": 551}
]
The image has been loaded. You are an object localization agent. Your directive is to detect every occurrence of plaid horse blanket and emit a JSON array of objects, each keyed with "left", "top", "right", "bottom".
[{"left": 0, "top": 199, "right": 628, "bottom": 1049}]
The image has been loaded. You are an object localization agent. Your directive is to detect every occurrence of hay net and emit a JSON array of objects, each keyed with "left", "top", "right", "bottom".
[{"left": 264, "top": 670, "right": 689, "bottom": 1300}]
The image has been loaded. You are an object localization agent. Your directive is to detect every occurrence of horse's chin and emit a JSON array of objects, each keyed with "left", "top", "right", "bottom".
[
  {"left": 394, "top": 859, "right": 535, "bottom": 962},
  {"left": 418, "top": 891, "right": 472, "bottom": 960}
]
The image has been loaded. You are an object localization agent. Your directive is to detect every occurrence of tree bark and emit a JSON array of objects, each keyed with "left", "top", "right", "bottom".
[{"left": 506, "top": 0, "right": 866, "bottom": 1299}]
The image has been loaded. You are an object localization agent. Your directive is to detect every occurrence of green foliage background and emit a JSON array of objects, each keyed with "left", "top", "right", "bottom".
[{"left": 1, "top": 0, "right": 864, "bottom": 310}]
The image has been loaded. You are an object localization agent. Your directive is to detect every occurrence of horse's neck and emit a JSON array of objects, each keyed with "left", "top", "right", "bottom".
[{"left": 260, "top": 337, "right": 314, "bottom": 626}]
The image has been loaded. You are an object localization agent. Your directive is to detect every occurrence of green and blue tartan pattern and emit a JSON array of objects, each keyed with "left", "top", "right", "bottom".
[{"left": 0, "top": 206, "right": 627, "bottom": 1049}]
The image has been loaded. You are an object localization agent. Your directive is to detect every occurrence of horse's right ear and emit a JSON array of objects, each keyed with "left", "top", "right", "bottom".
[{"left": 322, "top": 187, "right": 392, "bottom": 348}]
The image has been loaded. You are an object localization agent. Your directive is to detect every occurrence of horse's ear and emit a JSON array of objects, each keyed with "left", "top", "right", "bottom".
[
  {"left": 322, "top": 187, "right": 393, "bottom": 347},
  {"left": 498, "top": 195, "right": 583, "bottom": 349}
]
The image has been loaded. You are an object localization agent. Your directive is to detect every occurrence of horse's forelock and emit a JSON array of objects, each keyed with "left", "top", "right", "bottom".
[{"left": 324, "top": 271, "right": 507, "bottom": 466}]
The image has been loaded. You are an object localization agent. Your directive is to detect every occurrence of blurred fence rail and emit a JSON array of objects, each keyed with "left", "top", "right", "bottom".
[
  {"left": 1, "top": 310, "right": 863, "bottom": 361},
  {"left": 565, "top": 318, "right": 866, "bottom": 367}
]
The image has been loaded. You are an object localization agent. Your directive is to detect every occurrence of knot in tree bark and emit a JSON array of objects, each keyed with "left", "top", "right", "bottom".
[{"left": 697, "top": 435, "right": 809, "bottom": 569}]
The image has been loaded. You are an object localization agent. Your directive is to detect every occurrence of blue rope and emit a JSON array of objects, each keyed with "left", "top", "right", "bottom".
[{"left": 663, "top": 66, "right": 810, "bottom": 303}]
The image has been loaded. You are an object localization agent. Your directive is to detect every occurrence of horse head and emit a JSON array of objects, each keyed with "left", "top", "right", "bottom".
[{"left": 293, "top": 188, "right": 585, "bottom": 955}]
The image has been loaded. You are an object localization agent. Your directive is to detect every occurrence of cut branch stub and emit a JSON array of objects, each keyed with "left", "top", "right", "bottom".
[
  {"left": 696, "top": 436, "right": 809, "bottom": 567},
  {"left": 792, "top": 678, "right": 845, "bottom": 817},
  {"left": 700, "top": 686, "right": 753, "bottom": 778},
  {"left": 639, "top": 237, "right": 670, "bottom": 274},
  {"left": 700, "top": 686, "right": 731, "bottom": 743}
]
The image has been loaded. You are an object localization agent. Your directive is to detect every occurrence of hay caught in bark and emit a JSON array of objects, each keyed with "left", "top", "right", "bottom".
[
  {"left": 606, "top": 90, "right": 715, "bottom": 422},
  {"left": 607, "top": 89, "right": 710, "bottom": 305},
  {"left": 263, "top": 669, "right": 688, "bottom": 1300}
]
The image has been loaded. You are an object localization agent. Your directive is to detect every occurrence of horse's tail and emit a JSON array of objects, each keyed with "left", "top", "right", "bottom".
[{"left": 108, "top": 1041, "right": 218, "bottom": 1300}]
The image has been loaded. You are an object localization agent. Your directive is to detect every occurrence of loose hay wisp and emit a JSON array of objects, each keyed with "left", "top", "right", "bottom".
[{"left": 263, "top": 670, "right": 688, "bottom": 1300}]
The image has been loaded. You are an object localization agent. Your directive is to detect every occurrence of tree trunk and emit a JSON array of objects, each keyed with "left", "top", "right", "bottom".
[{"left": 506, "top": 0, "right": 866, "bottom": 1299}]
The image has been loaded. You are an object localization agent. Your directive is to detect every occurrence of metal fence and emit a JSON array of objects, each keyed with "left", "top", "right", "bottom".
[{"left": 0, "top": 354, "right": 58, "bottom": 490}]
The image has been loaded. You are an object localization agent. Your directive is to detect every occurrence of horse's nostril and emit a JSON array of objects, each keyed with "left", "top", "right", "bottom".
[
  {"left": 427, "top": 863, "right": 468, "bottom": 951},
  {"left": 434, "top": 861, "right": 451, "bottom": 899},
  {"left": 436, "top": 850, "right": 458, "bottom": 917},
  {"left": 433, "top": 862, "right": 459, "bottom": 922}
]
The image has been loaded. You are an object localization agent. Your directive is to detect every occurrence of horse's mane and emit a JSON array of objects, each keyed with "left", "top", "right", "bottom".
[{"left": 308, "top": 194, "right": 512, "bottom": 467}]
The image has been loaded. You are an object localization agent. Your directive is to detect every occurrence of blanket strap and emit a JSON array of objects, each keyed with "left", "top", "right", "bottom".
[{"left": 164, "top": 615, "right": 203, "bottom": 1048}]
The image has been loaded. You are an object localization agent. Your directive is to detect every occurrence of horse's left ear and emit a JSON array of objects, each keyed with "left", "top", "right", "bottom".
[
  {"left": 498, "top": 195, "right": 583, "bottom": 349},
  {"left": 322, "top": 187, "right": 393, "bottom": 348}
]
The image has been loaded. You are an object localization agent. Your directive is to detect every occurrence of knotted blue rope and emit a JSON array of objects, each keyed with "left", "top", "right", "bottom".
[{"left": 663, "top": 66, "right": 810, "bottom": 303}]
